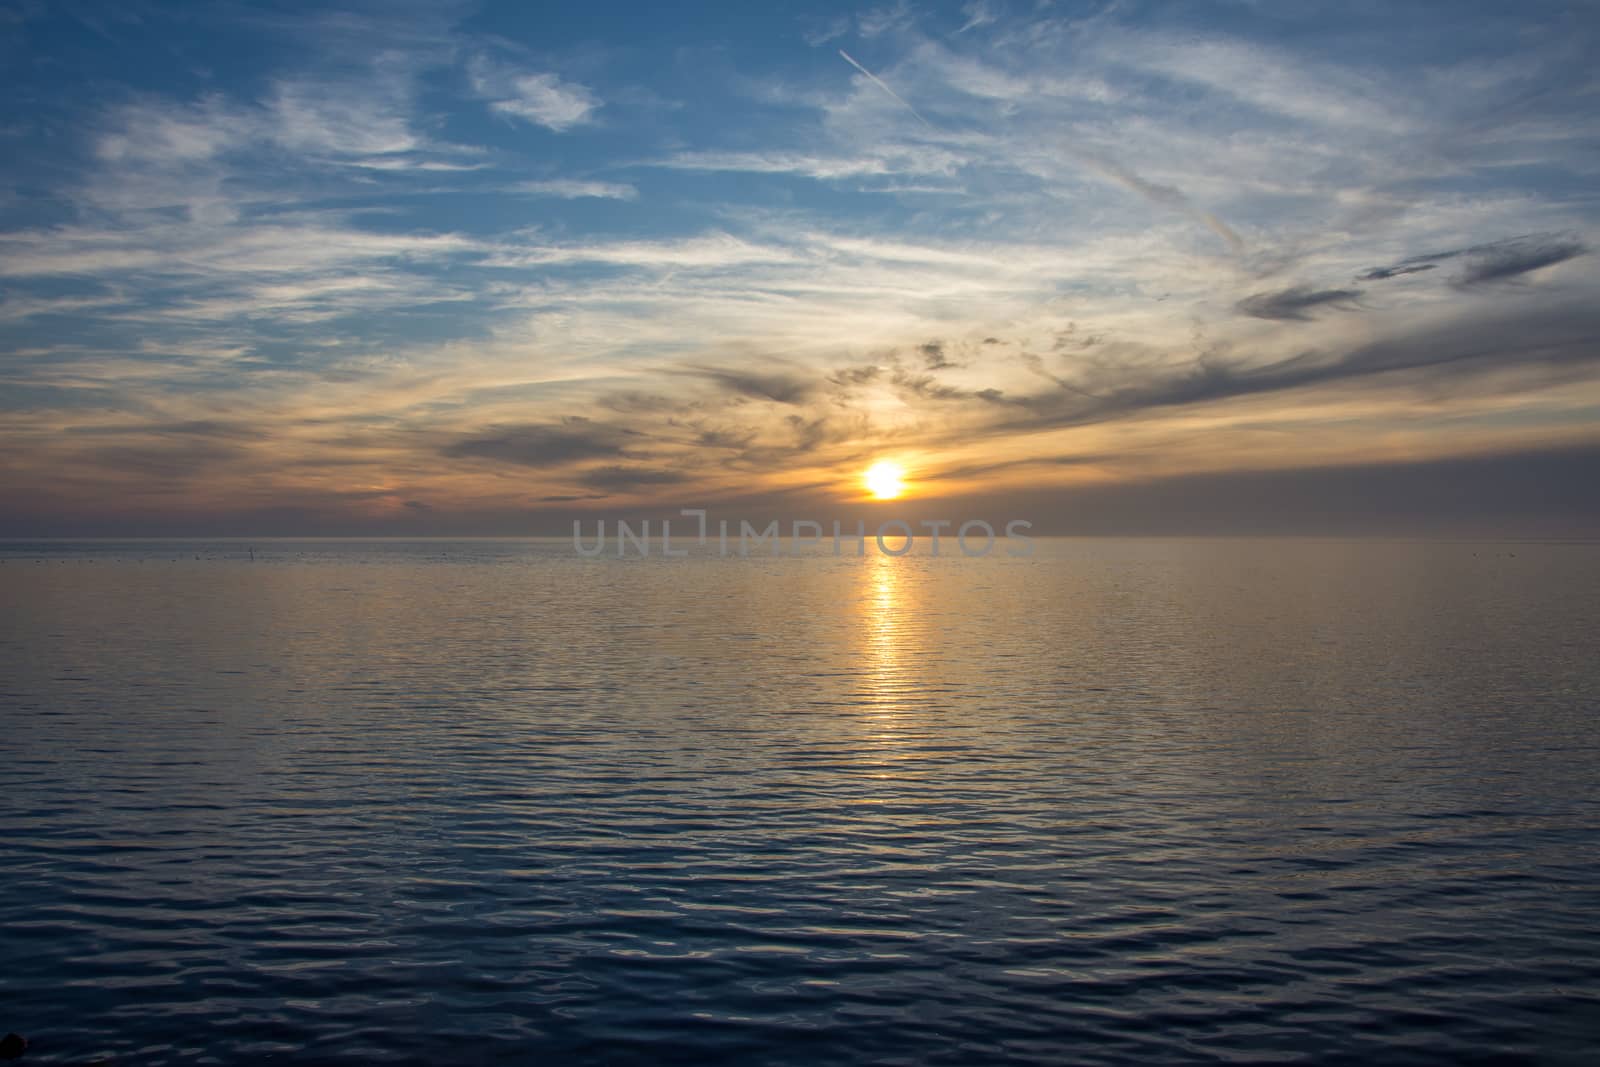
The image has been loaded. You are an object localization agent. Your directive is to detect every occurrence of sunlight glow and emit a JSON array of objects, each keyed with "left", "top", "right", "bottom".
[{"left": 865, "top": 461, "right": 905, "bottom": 500}]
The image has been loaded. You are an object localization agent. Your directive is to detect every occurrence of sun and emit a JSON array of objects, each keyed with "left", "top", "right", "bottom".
[{"left": 864, "top": 460, "right": 905, "bottom": 500}]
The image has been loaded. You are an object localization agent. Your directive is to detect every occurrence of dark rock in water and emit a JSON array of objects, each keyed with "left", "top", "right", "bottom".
[{"left": 0, "top": 1032, "right": 26, "bottom": 1059}]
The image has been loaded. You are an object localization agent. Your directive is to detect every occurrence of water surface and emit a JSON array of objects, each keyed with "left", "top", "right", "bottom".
[{"left": 2, "top": 538, "right": 1598, "bottom": 1064}]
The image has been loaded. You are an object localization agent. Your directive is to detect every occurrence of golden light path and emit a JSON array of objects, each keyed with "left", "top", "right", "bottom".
[{"left": 864, "top": 461, "right": 905, "bottom": 500}]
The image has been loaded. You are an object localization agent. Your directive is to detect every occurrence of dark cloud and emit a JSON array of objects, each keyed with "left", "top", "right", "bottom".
[
  {"left": 68, "top": 419, "right": 256, "bottom": 439},
  {"left": 1053, "top": 324, "right": 1103, "bottom": 352},
  {"left": 1019, "top": 350, "right": 1098, "bottom": 398},
  {"left": 828, "top": 364, "right": 881, "bottom": 387},
  {"left": 919, "top": 341, "right": 956, "bottom": 370},
  {"left": 159, "top": 420, "right": 255, "bottom": 438},
  {"left": 785, "top": 413, "right": 854, "bottom": 452},
  {"left": 1357, "top": 233, "right": 1586, "bottom": 287},
  {"left": 84, "top": 441, "right": 245, "bottom": 479},
  {"left": 597, "top": 391, "right": 680, "bottom": 415},
  {"left": 889, "top": 365, "right": 969, "bottom": 401},
  {"left": 1236, "top": 286, "right": 1361, "bottom": 321},
  {"left": 696, "top": 366, "right": 817, "bottom": 405},
  {"left": 786, "top": 415, "right": 828, "bottom": 452},
  {"left": 1356, "top": 261, "right": 1439, "bottom": 281},
  {"left": 402, "top": 499, "right": 433, "bottom": 513},
  {"left": 968, "top": 296, "right": 1600, "bottom": 438},
  {"left": 946, "top": 443, "right": 1600, "bottom": 537},
  {"left": 694, "top": 426, "right": 757, "bottom": 450},
  {"left": 443, "top": 418, "right": 634, "bottom": 468},
  {"left": 922, "top": 452, "right": 1110, "bottom": 483},
  {"left": 578, "top": 466, "right": 688, "bottom": 490},
  {"left": 1455, "top": 235, "right": 1587, "bottom": 286},
  {"left": 713, "top": 411, "right": 872, "bottom": 470}
]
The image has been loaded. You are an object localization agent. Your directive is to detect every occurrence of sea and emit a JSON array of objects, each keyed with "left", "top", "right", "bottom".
[{"left": 2, "top": 537, "right": 1597, "bottom": 1064}]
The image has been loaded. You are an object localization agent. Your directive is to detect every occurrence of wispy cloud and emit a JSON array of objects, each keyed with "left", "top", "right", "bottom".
[
  {"left": 1081, "top": 157, "right": 1244, "bottom": 255},
  {"left": 482, "top": 233, "right": 801, "bottom": 271},
  {"left": 652, "top": 147, "right": 960, "bottom": 179},
  {"left": 958, "top": 1, "right": 999, "bottom": 34},
  {"left": 510, "top": 179, "right": 638, "bottom": 200},
  {"left": 269, "top": 78, "right": 420, "bottom": 155},
  {"left": 1454, "top": 234, "right": 1587, "bottom": 286},
  {"left": 579, "top": 465, "right": 688, "bottom": 490},
  {"left": 1236, "top": 286, "right": 1361, "bottom": 321},
  {"left": 443, "top": 419, "right": 638, "bottom": 468},
  {"left": 470, "top": 57, "right": 600, "bottom": 131},
  {"left": 1357, "top": 234, "right": 1588, "bottom": 288}
]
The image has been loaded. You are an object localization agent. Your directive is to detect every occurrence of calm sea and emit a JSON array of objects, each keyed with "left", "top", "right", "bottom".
[{"left": 2, "top": 538, "right": 1597, "bottom": 1064}]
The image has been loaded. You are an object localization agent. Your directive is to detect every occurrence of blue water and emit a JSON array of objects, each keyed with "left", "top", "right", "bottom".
[{"left": 2, "top": 538, "right": 1598, "bottom": 1064}]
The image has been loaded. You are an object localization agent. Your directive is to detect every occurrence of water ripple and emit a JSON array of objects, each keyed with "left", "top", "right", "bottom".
[{"left": 2, "top": 539, "right": 1598, "bottom": 1063}]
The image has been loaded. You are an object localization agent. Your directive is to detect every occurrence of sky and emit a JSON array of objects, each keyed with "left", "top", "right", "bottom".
[{"left": 1, "top": 0, "right": 1596, "bottom": 536}]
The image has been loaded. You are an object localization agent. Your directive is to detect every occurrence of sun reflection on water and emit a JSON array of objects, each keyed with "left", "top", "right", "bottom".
[{"left": 859, "top": 552, "right": 919, "bottom": 737}]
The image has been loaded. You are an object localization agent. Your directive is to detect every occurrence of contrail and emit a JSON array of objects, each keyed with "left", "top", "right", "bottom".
[
  {"left": 1084, "top": 156, "right": 1245, "bottom": 256},
  {"left": 838, "top": 49, "right": 935, "bottom": 130}
]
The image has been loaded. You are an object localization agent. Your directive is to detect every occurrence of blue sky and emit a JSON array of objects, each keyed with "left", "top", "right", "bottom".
[{"left": 1, "top": 0, "right": 1596, "bottom": 533}]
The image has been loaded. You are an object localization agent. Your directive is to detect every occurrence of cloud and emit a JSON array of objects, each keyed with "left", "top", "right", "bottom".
[
  {"left": 958, "top": 1, "right": 999, "bottom": 33},
  {"left": 856, "top": 1, "right": 915, "bottom": 39},
  {"left": 1079, "top": 157, "right": 1243, "bottom": 254},
  {"left": 0, "top": 222, "right": 477, "bottom": 279},
  {"left": 95, "top": 97, "right": 243, "bottom": 166},
  {"left": 696, "top": 366, "right": 819, "bottom": 405},
  {"left": 653, "top": 147, "right": 959, "bottom": 180},
  {"left": 801, "top": 14, "right": 852, "bottom": 47},
  {"left": 470, "top": 58, "right": 599, "bottom": 131},
  {"left": 1356, "top": 261, "right": 1439, "bottom": 282},
  {"left": 1359, "top": 235, "right": 1587, "bottom": 288},
  {"left": 0, "top": 293, "right": 127, "bottom": 322},
  {"left": 919, "top": 341, "right": 956, "bottom": 370},
  {"left": 344, "top": 156, "right": 487, "bottom": 173},
  {"left": 1236, "top": 286, "right": 1361, "bottom": 321},
  {"left": 956, "top": 443, "right": 1600, "bottom": 537},
  {"left": 579, "top": 466, "right": 688, "bottom": 490},
  {"left": 442, "top": 419, "right": 635, "bottom": 468},
  {"left": 694, "top": 426, "right": 758, "bottom": 450},
  {"left": 828, "top": 364, "right": 883, "bottom": 387},
  {"left": 1120, "top": 35, "right": 1413, "bottom": 134},
  {"left": 510, "top": 179, "right": 638, "bottom": 200},
  {"left": 269, "top": 78, "right": 419, "bottom": 155},
  {"left": 976, "top": 296, "right": 1600, "bottom": 438},
  {"left": 83, "top": 440, "right": 246, "bottom": 480},
  {"left": 1454, "top": 234, "right": 1587, "bottom": 287},
  {"left": 484, "top": 233, "right": 794, "bottom": 270}
]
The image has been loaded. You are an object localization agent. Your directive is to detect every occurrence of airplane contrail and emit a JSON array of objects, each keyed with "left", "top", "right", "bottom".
[
  {"left": 1085, "top": 156, "right": 1245, "bottom": 256},
  {"left": 838, "top": 49, "right": 936, "bottom": 130}
]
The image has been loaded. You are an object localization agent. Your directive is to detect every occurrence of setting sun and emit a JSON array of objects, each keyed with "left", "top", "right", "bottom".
[{"left": 865, "top": 461, "right": 905, "bottom": 500}]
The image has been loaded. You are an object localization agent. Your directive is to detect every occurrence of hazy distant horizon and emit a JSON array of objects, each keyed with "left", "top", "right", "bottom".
[{"left": 8, "top": 440, "right": 1597, "bottom": 539}]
